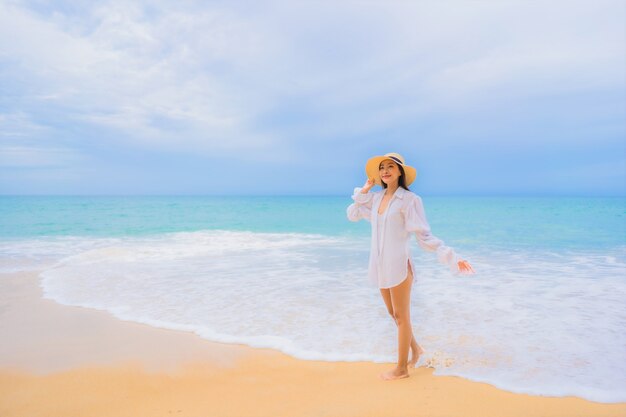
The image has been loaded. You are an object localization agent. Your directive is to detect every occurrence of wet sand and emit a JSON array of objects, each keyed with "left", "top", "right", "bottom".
[{"left": 1, "top": 271, "right": 624, "bottom": 417}]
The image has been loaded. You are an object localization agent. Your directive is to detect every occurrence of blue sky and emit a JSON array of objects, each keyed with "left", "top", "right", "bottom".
[{"left": 0, "top": 0, "right": 624, "bottom": 196}]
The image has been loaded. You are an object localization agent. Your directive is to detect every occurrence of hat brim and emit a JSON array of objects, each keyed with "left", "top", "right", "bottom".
[{"left": 365, "top": 155, "right": 417, "bottom": 186}]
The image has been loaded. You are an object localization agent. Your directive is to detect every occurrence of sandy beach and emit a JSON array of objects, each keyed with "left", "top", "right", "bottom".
[{"left": 1, "top": 271, "right": 624, "bottom": 417}]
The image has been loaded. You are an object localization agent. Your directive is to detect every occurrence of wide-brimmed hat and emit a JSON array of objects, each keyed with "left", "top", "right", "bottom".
[{"left": 365, "top": 152, "right": 417, "bottom": 186}]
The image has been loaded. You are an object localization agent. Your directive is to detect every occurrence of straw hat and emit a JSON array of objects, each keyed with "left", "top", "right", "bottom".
[{"left": 365, "top": 152, "right": 417, "bottom": 186}]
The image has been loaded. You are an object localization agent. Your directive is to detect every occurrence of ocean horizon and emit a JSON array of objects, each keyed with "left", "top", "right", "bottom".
[{"left": 1, "top": 194, "right": 625, "bottom": 403}]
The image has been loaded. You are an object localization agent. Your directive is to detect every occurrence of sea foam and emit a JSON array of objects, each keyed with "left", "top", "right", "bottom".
[{"left": 2, "top": 230, "right": 625, "bottom": 403}]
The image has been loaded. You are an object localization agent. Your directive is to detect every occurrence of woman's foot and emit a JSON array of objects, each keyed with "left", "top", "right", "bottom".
[
  {"left": 408, "top": 345, "right": 424, "bottom": 368},
  {"left": 379, "top": 366, "right": 410, "bottom": 380}
]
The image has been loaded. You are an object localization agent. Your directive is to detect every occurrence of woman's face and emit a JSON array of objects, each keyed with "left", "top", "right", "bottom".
[{"left": 379, "top": 159, "right": 401, "bottom": 185}]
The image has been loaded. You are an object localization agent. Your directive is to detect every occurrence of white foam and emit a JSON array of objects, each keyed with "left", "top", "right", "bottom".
[{"left": 3, "top": 231, "right": 625, "bottom": 403}]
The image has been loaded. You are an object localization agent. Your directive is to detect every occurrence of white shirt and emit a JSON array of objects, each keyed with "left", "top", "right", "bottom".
[{"left": 347, "top": 186, "right": 460, "bottom": 289}]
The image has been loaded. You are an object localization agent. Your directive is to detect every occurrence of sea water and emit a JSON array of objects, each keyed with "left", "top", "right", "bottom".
[{"left": 1, "top": 195, "right": 625, "bottom": 403}]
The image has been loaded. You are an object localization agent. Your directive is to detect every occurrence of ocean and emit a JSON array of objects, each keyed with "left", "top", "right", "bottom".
[{"left": 1, "top": 194, "right": 625, "bottom": 403}]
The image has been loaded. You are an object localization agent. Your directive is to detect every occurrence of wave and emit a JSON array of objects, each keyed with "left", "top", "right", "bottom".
[{"left": 2, "top": 230, "right": 625, "bottom": 403}]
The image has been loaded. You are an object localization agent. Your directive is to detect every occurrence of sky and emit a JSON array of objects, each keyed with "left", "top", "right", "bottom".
[{"left": 0, "top": 0, "right": 624, "bottom": 196}]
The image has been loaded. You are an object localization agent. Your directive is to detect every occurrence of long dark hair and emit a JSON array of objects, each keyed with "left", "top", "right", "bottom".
[{"left": 381, "top": 163, "right": 410, "bottom": 191}]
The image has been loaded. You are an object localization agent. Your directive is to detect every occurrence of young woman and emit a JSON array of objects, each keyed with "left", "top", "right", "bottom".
[{"left": 347, "top": 152, "right": 475, "bottom": 381}]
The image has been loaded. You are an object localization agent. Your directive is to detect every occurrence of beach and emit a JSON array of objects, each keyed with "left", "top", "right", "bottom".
[
  {"left": 1, "top": 271, "right": 624, "bottom": 417},
  {"left": 2, "top": 0, "right": 625, "bottom": 413}
]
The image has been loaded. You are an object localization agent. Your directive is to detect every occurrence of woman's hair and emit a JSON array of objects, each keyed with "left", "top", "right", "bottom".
[{"left": 381, "top": 163, "right": 410, "bottom": 191}]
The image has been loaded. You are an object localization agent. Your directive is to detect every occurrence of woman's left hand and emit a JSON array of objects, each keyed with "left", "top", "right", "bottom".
[{"left": 457, "top": 260, "right": 475, "bottom": 274}]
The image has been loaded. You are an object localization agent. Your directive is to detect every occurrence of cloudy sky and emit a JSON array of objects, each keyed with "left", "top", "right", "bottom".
[{"left": 1, "top": 0, "right": 624, "bottom": 196}]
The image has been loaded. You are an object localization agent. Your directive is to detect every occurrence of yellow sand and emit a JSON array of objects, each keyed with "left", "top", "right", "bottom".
[{"left": 1, "top": 272, "right": 624, "bottom": 417}]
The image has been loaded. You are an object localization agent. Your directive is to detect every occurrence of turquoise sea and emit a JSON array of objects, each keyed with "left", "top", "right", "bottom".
[{"left": 1, "top": 195, "right": 625, "bottom": 403}]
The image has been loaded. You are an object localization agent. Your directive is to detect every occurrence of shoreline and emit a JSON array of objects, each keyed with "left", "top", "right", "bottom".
[{"left": 1, "top": 271, "right": 624, "bottom": 417}]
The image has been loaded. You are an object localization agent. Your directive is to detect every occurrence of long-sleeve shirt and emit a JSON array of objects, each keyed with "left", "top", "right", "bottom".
[{"left": 347, "top": 186, "right": 460, "bottom": 289}]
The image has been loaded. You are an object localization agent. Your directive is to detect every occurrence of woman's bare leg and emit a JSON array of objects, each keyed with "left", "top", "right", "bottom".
[
  {"left": 379, "top": 288, "right": 422, "bottom": 367},
  {"left": 405, "top": 262, "right": 423, "bottom": 367},
  {"left": 380, "top": 270, "right": 416, "bottom": 380},
  {"left": 409, "top": 336, "right": 424, "bottom": 368}
]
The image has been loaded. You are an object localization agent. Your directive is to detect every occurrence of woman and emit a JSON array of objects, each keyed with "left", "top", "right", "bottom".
[{"left": 347, "top": 152, "right": 474, "bottom": 381}]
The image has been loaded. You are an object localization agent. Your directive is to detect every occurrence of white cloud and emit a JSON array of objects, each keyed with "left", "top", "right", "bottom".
[
  {"left": 0, "top": 145, "right": 86, "bottom": 168},
  {"left": 0, "top": 0, "right": 279, "bottom": 154},
  {"left": 0, "top": 112, "right": 49, "bottom": 137},
  {"left": 0, "top": 0, "right": 623, "bottom": 158}
]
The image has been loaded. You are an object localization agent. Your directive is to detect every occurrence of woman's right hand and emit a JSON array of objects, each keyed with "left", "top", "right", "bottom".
[
  {"left": 361, "top": 178, "right": 375, "bottom": 194},
  {"left": 458, "top": 260, "right": 475, "bottom": 274}
]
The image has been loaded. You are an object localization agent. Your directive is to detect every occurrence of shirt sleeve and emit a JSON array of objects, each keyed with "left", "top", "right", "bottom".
[
  {"left": 404, "top": 194, "right": 460, "bottom": 273},
  {"left": 347, "top": 187, "right": 375, "bottom": 222}
]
